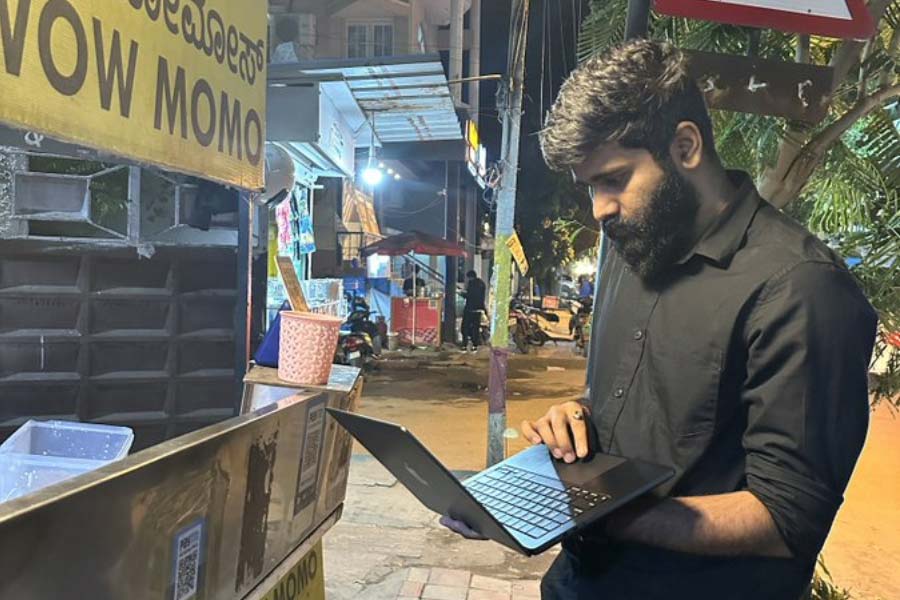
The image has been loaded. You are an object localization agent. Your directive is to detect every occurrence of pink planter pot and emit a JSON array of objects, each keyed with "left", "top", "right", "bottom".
[{"left": 278, "top": 311, "right": 343, "bottom": 385}]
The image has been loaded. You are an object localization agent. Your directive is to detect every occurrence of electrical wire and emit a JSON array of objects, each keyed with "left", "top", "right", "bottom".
[
  {"left": 557, "top": 0, "right": 570, "bottom": 74},
  {"left": 572, "top": 0, "right": 579, "bottom": 53},
  {"left": 380, "top": 195, "right": 446, "bottom": 217},
  {"left": 540, "top": 0, "right": 547, "bottom": 122}
]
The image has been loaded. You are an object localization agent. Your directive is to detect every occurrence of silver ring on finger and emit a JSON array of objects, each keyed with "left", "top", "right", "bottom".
[{"left": 571, "top": 410, "right": 584, "bottom": 421}]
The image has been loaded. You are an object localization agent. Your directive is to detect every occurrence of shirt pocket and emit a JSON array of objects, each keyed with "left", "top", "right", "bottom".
[{"left": 638, "top": 339, "right": 724, "bottom": 438}]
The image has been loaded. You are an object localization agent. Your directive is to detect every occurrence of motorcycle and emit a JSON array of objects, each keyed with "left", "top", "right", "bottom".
[
  {"left": 343, "top": 292, "right": 382, "bottom": 355},
  {"left": 477, "top": 310, "right": 491, "bottom": 347},
  {"left": 334, "top": 292, "right": 380, "bottom": 371},
  {"left": 568, "top": 297, "right": 593, "bottom": 356},
  {"left": 508, "top": 299, "right": 557, "bottom": 353},
  {"left": 335, "top": 330, "right": 376, "bottom": 370}
]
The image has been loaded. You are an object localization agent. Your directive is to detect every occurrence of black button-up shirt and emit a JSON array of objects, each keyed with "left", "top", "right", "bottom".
[{"left": 578, "top": 172, "right": 877, "bottom": 596}]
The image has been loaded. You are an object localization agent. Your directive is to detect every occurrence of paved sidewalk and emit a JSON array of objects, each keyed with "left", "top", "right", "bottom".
[
  {"left": 397, "top": 567, "right": 540, "bottom": 600},
  {"left": 323, "top": 455, "right": 557, "bottom": 600}
]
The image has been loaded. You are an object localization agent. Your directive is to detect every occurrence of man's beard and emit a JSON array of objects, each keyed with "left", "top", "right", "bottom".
[{"left": 603, "top": 162, "right": 699, "bottom": 282}]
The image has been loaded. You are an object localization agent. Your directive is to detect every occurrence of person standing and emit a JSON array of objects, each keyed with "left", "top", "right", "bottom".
[
  {"left": 403, "top": 266, "right": 425, "bottom": 297},
  {"left": 461, "top": 270, "right": 487, "bottom": 351},
  {"left": 442, "top": 39, "right": 876, "bottom": 599},
  {"left": 577, "top": 275, "right": 594, "bottom": 301}
]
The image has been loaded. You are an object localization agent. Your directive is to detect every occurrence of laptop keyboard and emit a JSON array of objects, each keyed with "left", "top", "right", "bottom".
[{"left": 464, "top": 465, "right": 611, "bottom": 539}]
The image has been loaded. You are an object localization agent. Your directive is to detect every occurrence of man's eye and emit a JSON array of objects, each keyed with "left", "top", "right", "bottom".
[{"left": 600, "top": 174, "right": 627, "bottom": 188}]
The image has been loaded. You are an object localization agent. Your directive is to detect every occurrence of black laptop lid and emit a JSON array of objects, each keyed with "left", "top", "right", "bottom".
[{"left": 326, "top": 408, "right": 522, "bottom": 551}]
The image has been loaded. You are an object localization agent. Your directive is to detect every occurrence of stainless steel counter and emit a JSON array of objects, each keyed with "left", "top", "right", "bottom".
[{"left": 0, "top": 365, "right": 362, "bottom": 599}]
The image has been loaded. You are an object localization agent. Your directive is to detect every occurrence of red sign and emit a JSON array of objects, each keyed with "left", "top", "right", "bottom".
[
  {"left": 654, "top": 0, "right": 876, "bottom": 39},
  {"left": 541, "top": 296, "right": 560, "bottom": 310}
]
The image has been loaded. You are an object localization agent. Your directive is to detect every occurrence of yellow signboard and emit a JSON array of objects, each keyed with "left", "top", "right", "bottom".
[
  {"left": 506, "top": 232, "right": 529, "bottom": 276},
  {"left": 0, "top": 0, "right": 266, "bottom": 190},
  {"left": 260, "top": 541, "right": 325, "bottom": 600}
]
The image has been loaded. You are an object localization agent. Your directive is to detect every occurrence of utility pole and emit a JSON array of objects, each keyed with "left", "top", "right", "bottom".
[
  {"left": 449, "top": 0, "right": 465, "bottom": 103},
  {"left": 486, "top": 0, "right": 530, "bottom": 467}
]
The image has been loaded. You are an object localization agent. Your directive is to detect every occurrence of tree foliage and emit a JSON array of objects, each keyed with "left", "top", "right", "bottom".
[{"left": 576, "top": 0, "right": 900, "bottom": 403}]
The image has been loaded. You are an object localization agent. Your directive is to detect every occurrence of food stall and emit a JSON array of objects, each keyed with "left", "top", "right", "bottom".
[
  {"left": 0, "top": 365, "right": 361, "bottom": 598},
  {"left": 361, "top": 231, "right": 466, "bottom": 348},
  {"left": 0, "top": 2, "right": 362, "bottom": 597},
  {"left": 392, "top": 295, "right": 445, "bottom": 346}
]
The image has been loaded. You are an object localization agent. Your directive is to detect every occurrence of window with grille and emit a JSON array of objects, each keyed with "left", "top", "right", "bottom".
[{"left": 346, "top": 22, "right": 393, "bottom": 59}]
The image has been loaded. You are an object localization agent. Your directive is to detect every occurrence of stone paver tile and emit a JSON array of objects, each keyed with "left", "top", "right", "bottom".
[
  {"left": 510, "top": 580, "right": 541, "bottom": 599},
  {"left": 422, "top": 584, "right": 469, "bottom": 600},
  {"left": 470, "top": 575, "right": 512, "bottom": 594},
  {"left": 468, "top": 589, "right": 510, "bottom": 600},
  {"left": 428, "top": 568, "right": 472, "bottom": 587},
  {"left": 408, "top": 568, "right": 431, "bottom": 583},
  {"left": 399, "top": 580, "right": 425, "bottom": 598}
]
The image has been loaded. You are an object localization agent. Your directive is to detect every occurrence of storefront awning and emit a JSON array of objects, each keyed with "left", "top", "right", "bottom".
[{"left": 268, "top": 54, "right": 463, "bottom": 147}]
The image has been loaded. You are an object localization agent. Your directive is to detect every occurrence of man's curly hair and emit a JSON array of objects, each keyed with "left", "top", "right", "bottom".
[{"left": 540, "top": 39, "right": 716, "bottom": 171}]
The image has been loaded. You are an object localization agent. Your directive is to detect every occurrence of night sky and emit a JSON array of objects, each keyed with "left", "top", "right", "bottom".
[{"left": 478, "top": 1, "right": 588, "bottom": 166}]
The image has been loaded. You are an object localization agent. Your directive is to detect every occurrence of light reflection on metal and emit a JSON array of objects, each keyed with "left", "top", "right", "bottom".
[{"left": 0, "top": 367, "right": 361, "bottom": 599}]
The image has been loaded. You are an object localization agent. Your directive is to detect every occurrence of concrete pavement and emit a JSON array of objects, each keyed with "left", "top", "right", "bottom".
[{"left": 323, "top": 455, "right": 558, "bottom": 599}]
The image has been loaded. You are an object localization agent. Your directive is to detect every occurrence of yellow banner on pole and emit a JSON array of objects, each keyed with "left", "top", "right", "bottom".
[
  {"left": 505, "top": 231, "right": 529, "bottom": 276},
  {"left": 0, "top": 0, "right": 267, "bottom": 190}
]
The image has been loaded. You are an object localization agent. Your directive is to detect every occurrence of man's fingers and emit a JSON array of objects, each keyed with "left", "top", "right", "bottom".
[
  {"left": 520, "top": 420, "right": 542, "bottom": 445},
  {"left": 534, "top": 418, "right": 559, "bottom": 457},
  {"left": 570, "top": 417, "right": 589, "bottom": 459},
  {"left": 439, "top": 515, "right": 487, "bottom": 540},
  {"left": 549, "top": 409, "right": 576, "bottom": 463}
]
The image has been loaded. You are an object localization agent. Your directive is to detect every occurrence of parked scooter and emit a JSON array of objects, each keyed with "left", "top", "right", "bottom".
[
  {"left": 334, "top": 292, "right": 380, "bottom": 371},
  {"left": 343, "top": 292, "right": 382, "bottom": 355},
  {"left": 477, "top": 310, "right": 491, "bottom": 347},
  {"left": 568, "top": 297, "right": 593, "bottom": 356},
  {"left": 335, "top": 330, "right": 376, "bottom": 370},
  {"left": 508, "top": 299, "right": 557, "bottom": 353}
]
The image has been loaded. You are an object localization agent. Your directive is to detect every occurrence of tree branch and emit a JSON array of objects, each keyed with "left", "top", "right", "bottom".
[
  {"left": 807, "top": 83, "right": 900, "bottom": 157},
  {"left": 858, "top": 38, "right": 874, "bottom": 98},
  {"left": 880, "top": 26, "right": 900, "bottom": 87},
  {"left": 828, "top": 0, "right": 894, "bottom": 92}
]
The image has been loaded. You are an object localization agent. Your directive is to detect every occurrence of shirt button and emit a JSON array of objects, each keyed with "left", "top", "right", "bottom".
[
  {"left": 613, "top": 388, "right": 624, "bottom": 398},
  {"left": 633, "top": 329, "right": 644, "bottom": 341}
]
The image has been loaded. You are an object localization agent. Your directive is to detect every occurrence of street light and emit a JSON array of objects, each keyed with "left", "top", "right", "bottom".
[
  {"left": 362, "top": 111, "right": 384, "bottom": 186},
  {"left": 363, "top": 157, "right": 383, "bottom": 186}
]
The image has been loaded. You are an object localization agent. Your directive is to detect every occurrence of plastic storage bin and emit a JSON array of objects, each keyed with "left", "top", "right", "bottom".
[{"left": 0, "top": 420, "right": 134, "bottom": 503}]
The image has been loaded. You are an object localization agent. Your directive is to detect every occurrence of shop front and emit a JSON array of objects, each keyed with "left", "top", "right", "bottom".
[
  {"left": 0, "top": 2, "right": 361, "bottom": 597},
  {"left": 268, "top": 54, "right": 466, "bottom": 349}
]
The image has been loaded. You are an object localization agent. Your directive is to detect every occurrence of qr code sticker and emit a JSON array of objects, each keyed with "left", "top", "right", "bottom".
[
  {"left": 294, "top": 401, "right": 326, "bottom": 516},
  {"left": 302, "top": 424, "right": 322, "bottom": 473},
  {"left": 173, "top": 522, "right": 203, "bottom": 600}
]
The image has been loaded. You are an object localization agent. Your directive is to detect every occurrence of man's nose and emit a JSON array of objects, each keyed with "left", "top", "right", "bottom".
[{"left": 592, "top": 194, "right": 619, "bottom": 223}]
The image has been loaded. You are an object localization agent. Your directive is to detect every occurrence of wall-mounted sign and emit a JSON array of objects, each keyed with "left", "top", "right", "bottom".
[
  {"left": 655, "top": 0, "right": 875, "bottom": 39},
  {"left": 0, "top": 0, "right": 267, "bottom": 190}
]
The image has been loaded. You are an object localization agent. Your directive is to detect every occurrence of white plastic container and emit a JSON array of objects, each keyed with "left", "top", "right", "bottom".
[{"left": 0, "top": 420, "right": 134, "bottom": 503}]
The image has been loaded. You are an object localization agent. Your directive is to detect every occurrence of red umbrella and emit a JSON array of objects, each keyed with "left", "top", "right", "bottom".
[{"left": 361, "top": 230, "right": 467, "bottom": 257}]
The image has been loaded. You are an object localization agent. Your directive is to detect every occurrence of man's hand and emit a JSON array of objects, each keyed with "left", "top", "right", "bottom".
[
  {"left": 439, "top": 515, "right": 487, "bottom": 540},
  {"left": 521, "top": 401, "right": 590, "bottom": 463}
]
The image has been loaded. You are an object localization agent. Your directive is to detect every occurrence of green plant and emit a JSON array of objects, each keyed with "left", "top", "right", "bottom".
[
  {"left": 804, "top": 558, "right": 854, "bottom": 600},
  {"left": 577, "top": 0, "right": 900, "bottom": 404}
]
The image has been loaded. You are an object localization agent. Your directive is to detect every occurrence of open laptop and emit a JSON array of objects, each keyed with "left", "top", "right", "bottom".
[{"left": 327, "top": 408, "right": 674, "bottom": 556}]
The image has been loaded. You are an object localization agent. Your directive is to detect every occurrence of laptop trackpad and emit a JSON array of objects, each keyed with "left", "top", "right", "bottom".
[{"left": 509, "top": 445, "right": 626, "bottom": 484}]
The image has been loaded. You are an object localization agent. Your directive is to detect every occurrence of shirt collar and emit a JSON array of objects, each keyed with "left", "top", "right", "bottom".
[{"left": 682, "top": 170, "right": 761, "bottom": 267}]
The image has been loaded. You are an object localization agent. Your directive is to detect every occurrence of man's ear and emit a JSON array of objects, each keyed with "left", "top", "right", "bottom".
[{"left": 670, "top": 121, "right": 703, "bottom": 170}]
